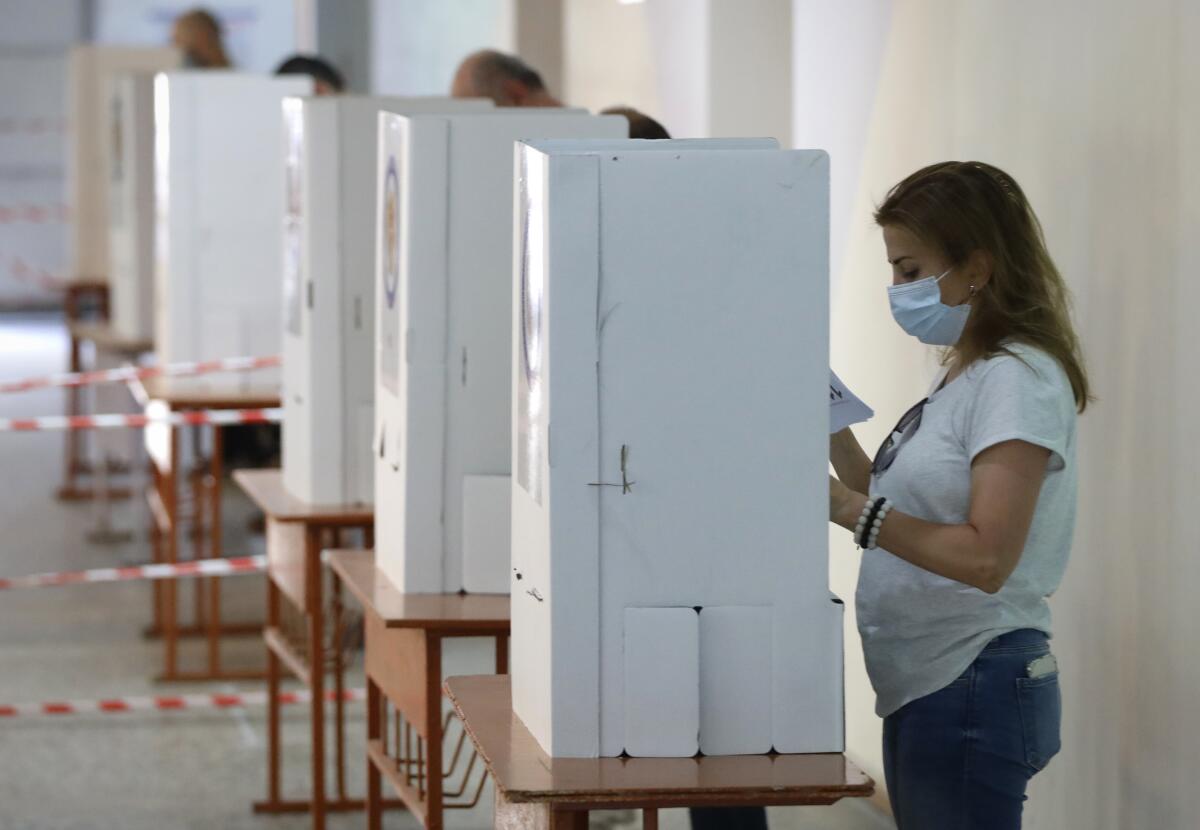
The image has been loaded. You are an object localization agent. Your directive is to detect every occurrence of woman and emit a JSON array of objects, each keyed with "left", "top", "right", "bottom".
[{"left": 828, "top": 161, "right": 1089, "bottom": 829}]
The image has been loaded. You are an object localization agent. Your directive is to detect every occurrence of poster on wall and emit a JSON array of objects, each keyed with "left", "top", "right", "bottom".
[
  {"left": 379, "top": 155, "right": 401, "bottom": 394},
  {"left": 282, "top": 101, "right": 304, "bottom": 337},
  {"left": 516, "top": 150, "right": 545, "bottom": 505}
]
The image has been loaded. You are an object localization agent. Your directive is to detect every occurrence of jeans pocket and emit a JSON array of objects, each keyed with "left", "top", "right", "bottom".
[{"left": 1016, "top": 673, "right": 1062, "bottom": 771}]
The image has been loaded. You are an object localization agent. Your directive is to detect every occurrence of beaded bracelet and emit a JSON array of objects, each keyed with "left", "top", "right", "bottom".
[
  {"left": 854, "top": 497, "right": 885, "bottom": 549},
  {"left": 855, "top": 496, "right": 892, "bottom": 549},
  {"left": 864, "top": 500, "right": 892, "bottom": 550}
]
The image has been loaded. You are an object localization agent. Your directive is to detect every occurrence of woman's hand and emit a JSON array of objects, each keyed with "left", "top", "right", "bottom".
[
  {"left": 830, "top": 428, "right": 872, "bottom": 495},
  {"left": 829, "top": 475, "right": 866, "bottom": 528}
]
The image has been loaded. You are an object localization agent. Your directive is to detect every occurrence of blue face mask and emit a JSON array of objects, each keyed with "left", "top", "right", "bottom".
[{"left": 887, "top": 269, "right": 972, "bottom": 346}]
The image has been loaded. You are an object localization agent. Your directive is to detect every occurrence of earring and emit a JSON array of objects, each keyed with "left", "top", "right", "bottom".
[{"left": 969, "top": 285, "right": 977, "bottom": 297}]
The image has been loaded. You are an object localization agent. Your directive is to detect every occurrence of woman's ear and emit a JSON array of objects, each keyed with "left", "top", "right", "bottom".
[{"left": 967, "top": 249, "right": 994, "bottom": 291}]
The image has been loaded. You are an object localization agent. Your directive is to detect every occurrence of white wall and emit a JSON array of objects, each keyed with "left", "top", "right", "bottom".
[
  {"left": 0, "top": 0, "right": 84, "bottom": 307},
  {"left": 91, "top": 0, "right": 297, "bottom": 72},
  {"left": 708, "top": 0, "right": 791, "bottom": 144},
  {"left": 562, "top": 0, "right": 663, "bottom": 120},
  {"left": 810, "top": 1, "right": 1199, "bottom": 827},
  {"left": 370, "top": 0, "right": 512, "bottom": 96},
  {"left": 792, "top": 0, "right": 890, "bottom": 290},
  {"left": 564, "top": 0, "right": 791, "bottom": 142},
  {"left": 641, "top": 0, "right": 708, "bottom": 137}
]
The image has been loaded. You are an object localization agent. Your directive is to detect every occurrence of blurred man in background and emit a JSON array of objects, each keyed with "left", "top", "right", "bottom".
[
  {"left": 451, "top": 49, "right": 562, "bottom": 106},
  {"left": 171, "top": 7, "right": 232, "bottom": 68},
  {"left": 601, "top": 106, "right": 671, "bottom": 139},
  {"left": 275, "top": 54, "right": 346, "bottom": 95}
]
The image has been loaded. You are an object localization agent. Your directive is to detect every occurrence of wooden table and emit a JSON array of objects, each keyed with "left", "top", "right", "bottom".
[
  {"left": 445, "top": 675, "right": 875, "bottom": 829},
  {"left": 234, "top": 473, "right": 374, "bottom": 826},
  {"left": 144, "top": 378, "right": 279, "bottom": 682},
  {"left": 61, "top": 309, "right": 150, "bottom": 502},
  {"left": 60, "top": 282, "right": 111, "bottom": 500},
  {"left": 60, "top": 322, "right": 154, "bottom": 540},
  {"left": 328, "top": 549, "right": 510, "bottom": 830}
]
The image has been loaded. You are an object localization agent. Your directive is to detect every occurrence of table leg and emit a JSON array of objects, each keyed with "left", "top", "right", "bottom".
[
  {"left": 427, "top": 633, "right": 444, "bottom": 830},
  {"left": 494, "top": 790, "right": 588, "bottom": 830},
  {"left": 150, "top": 461, "right": 164, "bottom": 636},
  {"left": 495, "top": 634, "right": 508, "bottom": 675},
  {"left": 333, "top": 565, "right": 347, "bottom": 802},
  {"left": 367, "top": 677, "right": 382, "bottom": 830},
  {"left": 163, "top": 425, "right": 179, "bottom": 678},
  {"left": 207, "top": 424, "right": 224, "bottom": 675},
  {"left": 61, "top": 285, "right": 83, "bottom": 499},
  {"left": 266, "top": 572, "right": 282, "bottom": 805},
  {"left": 557, "top": 810, "right": 589, "bottom": 830},
  {"left": 63, "top": 336, "right": 82, "bottom": 497},
  {"left": 644, "top": 808, "right": 659, "bottom": 830},
  {"left": 307, "top": 524, "right": 326, "bottom": 830},
  {"left": 191, "top": 427, "right": 206, "bottom": 634}
]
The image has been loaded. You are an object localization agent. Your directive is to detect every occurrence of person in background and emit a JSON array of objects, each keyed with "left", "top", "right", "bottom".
[
  {"left": 274, "top": 54, "right": 346, "bottom": 95},
  {"left": 171, "top": 7, "right": 232, "bottom": 68},
  {"left": 450, "top": 49, "right": 562, "bottom": 106},
  {"left": 601, "top": 106, "right": 670, "bottom": 139}
]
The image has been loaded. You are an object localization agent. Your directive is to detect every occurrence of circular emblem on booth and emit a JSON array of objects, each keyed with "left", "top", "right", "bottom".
[{"left": 382, "top": 157, "right": 400, "bottom": 310}]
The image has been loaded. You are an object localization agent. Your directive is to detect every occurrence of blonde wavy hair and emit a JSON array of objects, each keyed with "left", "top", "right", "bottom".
[{"left": 875, "top": 161, "right": 1091, "bottom": 412}]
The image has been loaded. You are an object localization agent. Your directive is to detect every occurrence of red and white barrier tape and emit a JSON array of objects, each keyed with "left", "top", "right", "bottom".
[
  {"left": 5, "top": 254, "right": 67, "bottom": 292},
  {"left": 0, "top": 555, "right": 266, "bottom": 591},
  {"left": 0, "top": 354, "right": 281, "bottom": 395},
  {"left": 0, "top": 688, "right": 365, "bottom": 718},
  {"left": 0, "top": 407, "right": 282, "bottom": 433},
  {"left": 0, "top": 204, "right": 69, "bottom": 224}
]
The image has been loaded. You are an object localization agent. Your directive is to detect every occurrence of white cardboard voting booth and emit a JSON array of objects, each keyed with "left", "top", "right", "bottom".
[
  {"left": 154, "top": 72, "right": 311, "bottom": 366},
  {"left": 510, "top": 139, "right": 843, "bottom": 758},
  {"left": 280, "top": 95, "right": 491, "bottom": 506},
  {"left": 373, "top": 110, "right": 626, "bottom": 595},
  {"left": 67, "top": 46, "right": 178, "bottom": 283},
  {"left": 107, "top": 72, "right": 158, "bottom": 342}
]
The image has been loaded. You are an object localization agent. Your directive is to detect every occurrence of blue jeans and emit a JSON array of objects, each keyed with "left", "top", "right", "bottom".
[{"left": 882, "top": 629, "right": 1062, "bottom": 830}]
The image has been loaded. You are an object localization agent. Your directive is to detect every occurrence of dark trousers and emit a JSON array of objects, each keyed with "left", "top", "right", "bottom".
[{"left": 689, "top": 807, "right": 768, "bottom": 830}]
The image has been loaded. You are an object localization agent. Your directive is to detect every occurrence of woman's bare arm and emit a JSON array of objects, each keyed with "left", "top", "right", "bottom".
[{"left": 830, "top": 439, "right": 1051, "bottom": 594}]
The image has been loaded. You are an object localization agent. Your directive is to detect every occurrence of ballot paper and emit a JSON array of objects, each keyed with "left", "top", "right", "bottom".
[{"left": 830, "top": 370, "right": 873, "bottom": 433}]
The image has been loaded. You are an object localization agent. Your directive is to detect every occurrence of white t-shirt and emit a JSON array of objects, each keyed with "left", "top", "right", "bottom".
[{"left": 856, "top": 343, "right": 1077, "bottom": 717}]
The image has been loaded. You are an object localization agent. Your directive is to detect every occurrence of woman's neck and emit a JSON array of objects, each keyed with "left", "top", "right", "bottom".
[{"left": 943, "top": 352, "right": 970, "bottom": 385}]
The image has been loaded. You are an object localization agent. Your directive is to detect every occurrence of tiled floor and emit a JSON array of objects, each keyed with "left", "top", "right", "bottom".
[{"left": 0, "top": 313, "right": 892, "bottom": 830}]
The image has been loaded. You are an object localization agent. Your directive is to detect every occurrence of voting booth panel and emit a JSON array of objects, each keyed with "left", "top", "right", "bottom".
[
  {"left": 280, "top": 96, "right": 492, "bottom": 506},
  {"left": 373, "top": 110, "right": 627, "bottom": 595},
  {"left": 107, "top": 72, "right": 157, "bottom": 342},
  {"left": 68, "top": 46, "right": 179, "bottom": 283},
  {"left": 510, "top": 140, "right": 843, "bottom": 758},
  {"left": 154, "top": 72, "right": 311, "bottom": 367}
]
